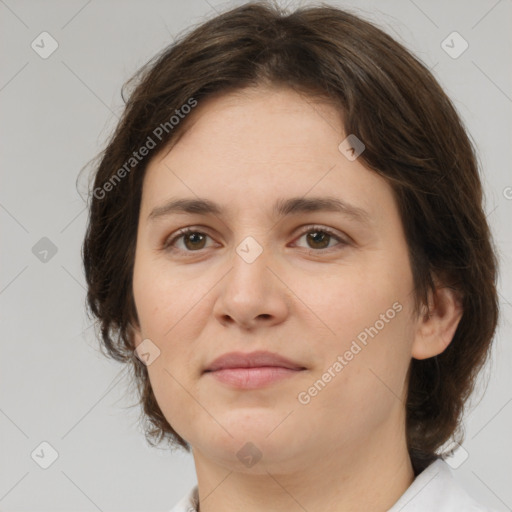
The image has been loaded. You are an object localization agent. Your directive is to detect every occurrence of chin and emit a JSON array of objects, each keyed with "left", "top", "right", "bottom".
[{"left": 197, "top": 419, "right": 304, "bottom": 467}]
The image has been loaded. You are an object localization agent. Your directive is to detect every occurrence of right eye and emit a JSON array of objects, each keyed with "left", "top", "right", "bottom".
[{"left": 163, "top": 227, "right": 216, "bottom": 253}]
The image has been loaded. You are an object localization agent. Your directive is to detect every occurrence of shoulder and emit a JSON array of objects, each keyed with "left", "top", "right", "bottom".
[
  {"left": 388, "top": 459, "right": 498, "bottom": 512},
  {"left": 170, "top": 462, "right": 498, "bottom": 512},
  {"left": 168, "top": 485, "right": 199, "bottom": 512}
]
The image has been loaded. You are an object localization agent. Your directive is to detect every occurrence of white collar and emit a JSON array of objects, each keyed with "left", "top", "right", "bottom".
[
  {"left": 387, "top": 458, "right": 495, "bottom": 511},
  {"left": 169, "top": 459, "right": 495, "bottom": 511}
]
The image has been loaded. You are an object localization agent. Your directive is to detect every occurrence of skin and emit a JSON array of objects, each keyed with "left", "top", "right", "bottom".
[{"left": 131, "top": 85, "right": 463, "bottom": 512}]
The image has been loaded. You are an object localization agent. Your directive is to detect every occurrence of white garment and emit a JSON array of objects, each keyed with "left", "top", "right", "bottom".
[{"left": 169, "top": 459, "right": 497, "bottom": 512}]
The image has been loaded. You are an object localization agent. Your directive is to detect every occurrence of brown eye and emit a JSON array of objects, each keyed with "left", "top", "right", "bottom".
[
  {"left": 164, "top": 228, "right": 213, "bottom": 252},
  {"left": 294, "top": 226, "right": 347, "bottom": 252},
  {"left": 305, "top": 230, "right": 332, "bottom": 249},
  {"left": 164, "top": 225, "right": 347, "bottom": 255},
  {"left": 182, "top": 232, "right": 207, "bottom": 250}
]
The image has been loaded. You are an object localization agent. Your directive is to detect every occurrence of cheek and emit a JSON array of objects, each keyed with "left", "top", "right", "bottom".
[
  {"left": 307, "top": 259, "right": 414, "bottom": 399},
  {"left": 145, "top": 358, "right": 198, "bottom": 444},
  {"left": 133, "top": 256, "right": 197, "bottom": 337},
  {"left": 132, "top": 258, "right": 209, "bottom": 440},
  {"left": 307, "top": 263, "right": 406, "bottom": 342},
  {"left": 133, "top": 264, "right": 202, "bottom": 374},
  {"left": 299, "top": 310, "right": 413, "bottom": 445}
]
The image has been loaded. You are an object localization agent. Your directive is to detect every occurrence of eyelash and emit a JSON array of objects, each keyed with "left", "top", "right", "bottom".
[{"left": 162, "top": 225, "right": 349, "bottom": 255}]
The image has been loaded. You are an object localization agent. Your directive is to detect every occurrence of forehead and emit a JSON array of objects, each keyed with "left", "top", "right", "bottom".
[
  {"left": 140, "top": 86, "right": 396, "bottom": 227},
  {"left": 157, "top": 85, "right": 343, "bottom": 165}
]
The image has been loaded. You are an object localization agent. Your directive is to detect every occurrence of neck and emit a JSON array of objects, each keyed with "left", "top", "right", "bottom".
[{"left": 191, "top": 420, "right": 415, "bottom": 512}]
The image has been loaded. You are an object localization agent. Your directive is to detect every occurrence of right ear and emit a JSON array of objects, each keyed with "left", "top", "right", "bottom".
[{"left": 128, "top": 320, "right": 144, "bottom": 350}]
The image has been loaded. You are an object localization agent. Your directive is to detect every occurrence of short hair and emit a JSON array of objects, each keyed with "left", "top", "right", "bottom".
[{"left": 82, "top": 1, "right": 499, "bottom": 473}]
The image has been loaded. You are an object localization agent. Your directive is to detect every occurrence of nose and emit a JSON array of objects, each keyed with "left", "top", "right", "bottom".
[{"left": 212, "top": 240, "right": 290, "bottom": 330}]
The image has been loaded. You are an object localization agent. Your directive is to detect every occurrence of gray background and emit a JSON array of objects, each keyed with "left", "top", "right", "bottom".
[{"left": 1, "top": 0, "right": 511, "bottom": 510}]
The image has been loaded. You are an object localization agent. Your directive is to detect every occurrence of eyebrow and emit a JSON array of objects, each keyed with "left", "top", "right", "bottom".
[{"left": 148, "top": 196, "right": 371, "bottom": 225}]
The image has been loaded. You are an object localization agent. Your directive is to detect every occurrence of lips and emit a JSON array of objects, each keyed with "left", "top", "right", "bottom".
[
  {"left": 204, "top": 350, "right": 306, "bottom": 373},
  {"left": 203, "top": 350, "right": 306, "bottom": 389}
]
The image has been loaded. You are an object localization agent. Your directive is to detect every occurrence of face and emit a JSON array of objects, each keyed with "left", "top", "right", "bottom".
[{"left": 132, "top": 86, "right": 420, "bottom": 473}]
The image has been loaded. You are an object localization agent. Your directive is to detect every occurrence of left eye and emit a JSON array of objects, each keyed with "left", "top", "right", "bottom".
[
  {"left": 293, "top": 227, "right": 346, "bottom": 251},
  {"left": 163, "top": 226, "right": 347, "bottom": 253}
]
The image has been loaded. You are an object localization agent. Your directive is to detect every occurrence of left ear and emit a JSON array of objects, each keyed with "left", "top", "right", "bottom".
[{"left": 411, "top": 278, "right": 464, "bottom": 360}]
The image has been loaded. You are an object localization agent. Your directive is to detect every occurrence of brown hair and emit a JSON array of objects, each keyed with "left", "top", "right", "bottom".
[{"left": 82, "top": 1, "right": 499, "bottom": 472}]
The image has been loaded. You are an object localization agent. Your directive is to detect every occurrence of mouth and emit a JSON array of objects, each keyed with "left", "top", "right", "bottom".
[
  {"left": 203, "top": 350, "right": 307, "bottom": 389},
  {"left": 204, "top": 366, "right": 305, "bottom": 389}
]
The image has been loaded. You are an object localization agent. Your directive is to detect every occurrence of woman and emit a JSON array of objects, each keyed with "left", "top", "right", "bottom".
[{"left": 82, "top": 2, "right": 500, "bottom": 510}]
